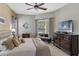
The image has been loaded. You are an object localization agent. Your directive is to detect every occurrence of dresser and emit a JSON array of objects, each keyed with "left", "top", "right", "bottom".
[{"left": 53, "top": 32, "right": 79, "bottom": 56}]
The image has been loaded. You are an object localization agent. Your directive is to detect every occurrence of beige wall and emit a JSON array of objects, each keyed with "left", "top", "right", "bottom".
[{"left": 0, "top": 3, "right": 16, "bottom": 31}]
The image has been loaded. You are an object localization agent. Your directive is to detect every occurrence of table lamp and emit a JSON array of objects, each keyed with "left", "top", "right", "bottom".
[{"left": 11, "top": 28, "right": 16, "bottom": 37}]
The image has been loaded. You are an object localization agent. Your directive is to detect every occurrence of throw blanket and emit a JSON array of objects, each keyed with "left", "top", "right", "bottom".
[{"left": 32, "top": 38, "right": 51, "bottom": 56}]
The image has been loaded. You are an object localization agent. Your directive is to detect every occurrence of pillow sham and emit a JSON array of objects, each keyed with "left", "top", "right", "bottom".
[
  {"left": 19, "top": 38, "right": 25, "bottom": 43},
  {"left": 12, "top": 37, "right": 21, "bottom": 47},
  {"left": 2, "top": 37, "right": 15, "bottom": 50},
  {"left": 15, "top": 36, "right": 25, "bottom": 43}
]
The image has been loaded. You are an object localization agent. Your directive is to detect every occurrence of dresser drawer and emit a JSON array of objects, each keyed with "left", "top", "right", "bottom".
[
  {"left": 61, "top": 39, "right": 70, "bottom": 44},
  {"left": 60, "top": 42, "right": 70, "bottom": 51}
]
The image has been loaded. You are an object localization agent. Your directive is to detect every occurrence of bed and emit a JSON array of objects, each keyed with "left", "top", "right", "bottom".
[
  {"left": 0, "top": 30, "right": 51, "bottom": 56},
  {"left": 7, "top": 38, "right": 51, "bottom": 56}
]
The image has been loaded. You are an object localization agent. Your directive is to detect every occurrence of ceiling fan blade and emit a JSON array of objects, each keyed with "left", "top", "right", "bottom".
[
  {"left": 27, "top": 8, "right": 34, "bottom": 10},
  {"left": 25, "top": 3, "right": 33, "bottom": 6},
  {"left": 38, "top": 7, "right": 47, "bottom": 10},
  {"left": 38, "top": 3, "right": 44, "bottom": 6}
]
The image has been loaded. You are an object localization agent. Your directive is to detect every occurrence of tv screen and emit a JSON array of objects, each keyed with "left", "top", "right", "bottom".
[{"left": 58, "top": 20, "right": 73, "bottom": 32}]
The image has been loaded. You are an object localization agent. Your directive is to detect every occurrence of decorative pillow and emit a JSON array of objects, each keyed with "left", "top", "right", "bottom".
[
  {"left": 12, "top": 37, "right": 21, "bottom": 47},
  {"left": 15, "top": 36, "right": 25, "bottom": 43},
  {"left": 2, "top": 37, "right": 15, "bottom": 50},
  {"left": 20, "top": 38, "right": 25, "bottom": 43},
  {"left": 15, "top": 36, "right": 21, "bottom": 43}
]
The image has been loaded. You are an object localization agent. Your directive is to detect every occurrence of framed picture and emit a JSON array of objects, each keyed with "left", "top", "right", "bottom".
[
  {"left": 0, "top": 16, "right": 5, "bottom": 24},
  {"left": 23, "top": 22, "right": 29, "bottom": 29}
]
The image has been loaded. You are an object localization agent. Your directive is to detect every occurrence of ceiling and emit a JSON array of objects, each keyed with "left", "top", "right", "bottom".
[{"left": 7, "top": 3, "right": 68, "bottom": 15}]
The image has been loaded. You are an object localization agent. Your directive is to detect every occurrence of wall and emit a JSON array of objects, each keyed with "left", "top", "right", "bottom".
[
  {"left": 18, "top": 15, "right": 35, "bottom": 36},
  {"left": 35, "top": 4, "right": 79, "bottom": 33},
  {"left": 0, "top": 3, "right": 16, "bottom": 31},
  {"left": 54, "top": 3, "right": 79, "bottom": 33}
]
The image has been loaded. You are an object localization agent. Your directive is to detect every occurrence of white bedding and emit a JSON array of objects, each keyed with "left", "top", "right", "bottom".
[
  {"left": 1, "top": 38, "right": 50, "bottom": 56},
  {"left": 7, "top": 38, "right": 36, "bottom": 56}
]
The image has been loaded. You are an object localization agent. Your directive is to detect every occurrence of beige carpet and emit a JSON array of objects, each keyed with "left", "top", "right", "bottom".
[{"left": 47, "top": 43, "right": 69, "bottom": 56}]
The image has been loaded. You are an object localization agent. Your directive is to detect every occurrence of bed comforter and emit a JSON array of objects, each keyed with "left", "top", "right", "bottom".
[{"left": 7, "top": 38, "right": 51, "bottom": 56}]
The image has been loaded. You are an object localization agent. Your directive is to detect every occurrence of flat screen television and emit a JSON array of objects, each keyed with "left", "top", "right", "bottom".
[{"left": 58, "top": 20, "right": 73, "bottom": 32}]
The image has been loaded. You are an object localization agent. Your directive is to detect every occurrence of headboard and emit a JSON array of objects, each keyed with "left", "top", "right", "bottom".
[{"left": 0, "top": 30, "right": 11, "bottom": 40}]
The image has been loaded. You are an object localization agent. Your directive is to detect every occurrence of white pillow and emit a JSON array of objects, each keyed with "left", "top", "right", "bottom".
[{"left": 0, "top": 45, "right": 7, "bottom": 51}]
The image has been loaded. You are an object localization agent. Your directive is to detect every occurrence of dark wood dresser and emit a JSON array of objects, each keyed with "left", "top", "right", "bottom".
[{"left": 53, "top": 32, "right": 79, "bottom": 56}]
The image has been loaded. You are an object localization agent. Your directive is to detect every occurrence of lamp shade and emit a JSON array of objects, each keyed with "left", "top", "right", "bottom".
[{"left": 12, "top": 28, "right": 16, "bottom": 32}]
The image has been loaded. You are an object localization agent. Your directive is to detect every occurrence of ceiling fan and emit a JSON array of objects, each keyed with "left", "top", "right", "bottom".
[{"left": 25, "top": 3, "right": 47, "bottom": 10}]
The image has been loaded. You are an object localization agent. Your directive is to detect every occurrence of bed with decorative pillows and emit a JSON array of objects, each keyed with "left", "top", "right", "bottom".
[{"left": 0, "top": 30, "right": 51, "bottom": 56}]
